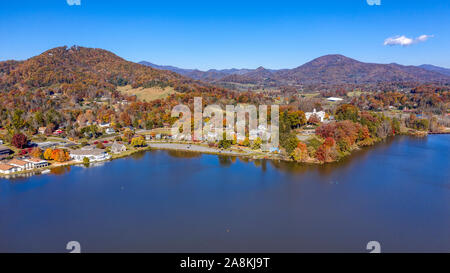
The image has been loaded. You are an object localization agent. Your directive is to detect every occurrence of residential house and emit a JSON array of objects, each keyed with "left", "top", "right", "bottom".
[
  {"left": 24, "top": 158, "right": 49, "bottom": 169},
  {"left": 0, "top": 163, "right": 22, "bottom": 174},
  {"left": 99, "top": 122, "right": 110, "bottom": 128},
  {"left": 38, "top": 127, "right": 52, "bottom": 135},
  {"left": 110, "top": 142, "right": 126, "bottom": 154},
  {"left": 7, "top": 159, "right": 34, "bottom": 171},
  {"left": 69, "top": 148, "right": 111, "bottom": 162},
  {"left": 105, "top": 128, "right": 115, "bottom": 134}
]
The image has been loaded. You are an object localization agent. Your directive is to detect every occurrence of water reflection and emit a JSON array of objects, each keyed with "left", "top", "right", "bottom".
[
  {"left": 50, "top": 166, "right": 71, "bottom": 175},
  {"left": 130, "top": 150, "right": 147, "bottom": 160},
  {"left": 166, "top": 150, "right": 202, "bottom": 158},
  {"left": 218, "top": 155, "right": 233, "bottom": 167}
]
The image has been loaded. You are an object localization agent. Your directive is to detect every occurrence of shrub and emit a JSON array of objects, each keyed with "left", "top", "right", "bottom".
[{"left": 251, "top": 137, "right": 262, "bottom": 150}]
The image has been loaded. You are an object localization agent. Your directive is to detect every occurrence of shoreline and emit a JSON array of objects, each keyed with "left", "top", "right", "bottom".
[{"left": 1, "top": 133, "right": 443, "bottom": 179}]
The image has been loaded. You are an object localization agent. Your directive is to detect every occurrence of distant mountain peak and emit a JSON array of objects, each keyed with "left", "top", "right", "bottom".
[
  {"left": 419, "top": 64, "right": 450, "bottom": 76},
  {"left": 140, "top": 54, "right": 450, "bottom": 87}
]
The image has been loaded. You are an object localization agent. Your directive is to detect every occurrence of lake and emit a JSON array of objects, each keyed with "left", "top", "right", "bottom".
[{"left": 0, "top": 135, "right": 449, "bottom": 252}]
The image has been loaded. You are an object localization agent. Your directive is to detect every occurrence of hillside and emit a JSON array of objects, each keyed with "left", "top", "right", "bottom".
[
  {"left": 0, "top": 46, "right": 210, "bottom": 102},
  {"left": 0, "top": 46, "right": 250, "bottom": 137}
]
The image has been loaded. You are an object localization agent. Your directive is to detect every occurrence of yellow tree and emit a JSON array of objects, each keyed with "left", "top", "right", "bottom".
[{"left": 43, "top": 148, "right": 53, "bottom": 160}]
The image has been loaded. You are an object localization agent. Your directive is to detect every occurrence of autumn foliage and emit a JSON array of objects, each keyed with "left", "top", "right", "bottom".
[
  {"left": 11, "top": 133, "right": 28, "bottom": 149},
  {"left": 43, "top": 148, "right": 70, "bottom": 162}
]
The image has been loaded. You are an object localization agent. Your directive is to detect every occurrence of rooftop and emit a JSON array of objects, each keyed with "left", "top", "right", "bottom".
[
  {"left": 70, "top": 148, "right": 107, "bottom": 156},
  {"left": 8, "top": 159, "right": 29, "bottom": 166},
  {"left": 0, "top": 145, "right": 12, "bottom": 151},
  {"left": 0, "top": 163, "right": 16, "bottom": 171},
  {"left": 25, "top": 158, "right": 47, "bottom": 163}
]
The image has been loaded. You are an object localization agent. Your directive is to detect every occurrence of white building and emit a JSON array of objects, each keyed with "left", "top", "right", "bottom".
[
  {"left": 105, "top": 128, "right": 115, "bottom": 134},
  {"left": 70, "top": 148, "right": 111, "bottom": 162},
  {"left": 327, "top": 97, "right": 343, "bottom": 102},
  {"left": 8, "top": 159, "right": 34, "bottom": 171},
  {"left": 0, "top": 163, "right": 22, "bottom": 174},
  {"left": 305, "top": 109, "right": 326, "bottom": 122},
  {"left": 24, "top": 158, "right": 49, "bottom": 169},
  {"left": 99, "top": 123, "right": 111, "bottom": 128}
]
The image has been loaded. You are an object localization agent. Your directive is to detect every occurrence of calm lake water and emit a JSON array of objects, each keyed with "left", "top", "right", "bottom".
[{"left": 0, "top": 135, "right": 449, "bottom": 253}]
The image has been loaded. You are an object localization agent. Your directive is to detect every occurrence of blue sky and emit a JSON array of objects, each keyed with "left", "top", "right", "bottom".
[{"left": 1, "top": 0, "right": 449, "bottom": 70}]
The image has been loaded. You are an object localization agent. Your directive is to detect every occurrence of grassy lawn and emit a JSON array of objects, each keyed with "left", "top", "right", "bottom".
[{"left": 117, "top": 85, "right": 179, "bottom": 102}]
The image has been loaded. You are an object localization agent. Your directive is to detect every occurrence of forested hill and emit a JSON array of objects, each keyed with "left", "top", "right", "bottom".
[{"left": 0, "top": 46, "right": 226, "bottom": 102}]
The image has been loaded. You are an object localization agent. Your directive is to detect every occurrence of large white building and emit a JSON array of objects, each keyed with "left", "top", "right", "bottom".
[
  {"left": 305, "top": 109, "right": 326, "bottom": 122},
  {"left": 70, "top": 148, "right": 111, "bottom": 162},
  {"left": 8, "top": 159, "right": 34, "bottom": 171},
  {"left": 327, "top": 97, "right": 344, "bottom": 102},
  {"left": 24, "top": 158, "right": 49, "bottom": 169}
]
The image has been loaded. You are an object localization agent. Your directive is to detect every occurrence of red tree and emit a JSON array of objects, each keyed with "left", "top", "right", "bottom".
[{"left": 12, "top": 133, "right": 28, "bottom": 149}]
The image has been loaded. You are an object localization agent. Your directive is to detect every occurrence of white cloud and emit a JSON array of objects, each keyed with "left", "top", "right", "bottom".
[
  {"left": 384, "top": 35, "right": 433, "bottom": 46},
  {"left": 416, "top": 34, "right": 433, "bottom": 42},
  {"left": 67, "top": 0, "right": 81, "bottom": 6}
]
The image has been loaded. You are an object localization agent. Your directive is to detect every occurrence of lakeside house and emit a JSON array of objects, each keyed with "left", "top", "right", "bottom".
[
  {"left": 69, "top": 148, "right": 111, "bottom": 162},
  {"left": 24, "top": 158, "right": 49, "bottom": 169},
  {"left": 8, "top": 159, "right": 34, "bottom": 171},
  {"left": 0, "top": 156, "right": 50, "bottom": 174},
  {"left": 111, "top": 142, "right": 127, "bottom": 154},
  {"left": 305, "top": 109, "right": 326, "bottom": 122},
  {"left": 0, "top": 163, "right": 22, "bottom": 174}
]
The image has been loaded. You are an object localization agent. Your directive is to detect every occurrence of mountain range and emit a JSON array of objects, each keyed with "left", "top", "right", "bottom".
[{"left": 140, "top": 55, "right": 450, "bottom": 87}]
